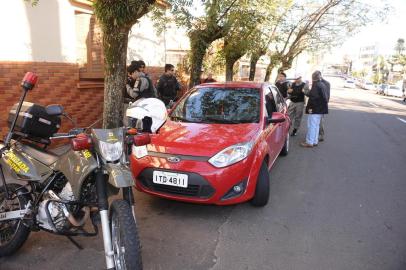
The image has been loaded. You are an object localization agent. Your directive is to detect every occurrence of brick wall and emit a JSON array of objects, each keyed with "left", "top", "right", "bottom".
[
  {"left": 0, "top": 61, "right": 104, "bottom": 141},
  {"left": 0, "top": 61, "right": 190, "bottom": 145}
]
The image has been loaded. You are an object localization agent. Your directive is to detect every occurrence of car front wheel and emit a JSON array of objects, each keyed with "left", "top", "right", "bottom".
[{"left": 250, "top": 162, "right": 270, "bottom": 207}]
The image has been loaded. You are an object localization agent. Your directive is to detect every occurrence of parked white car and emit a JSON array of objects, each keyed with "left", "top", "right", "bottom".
[
  {"left": 343, "top": 80, "right": 356, "bottom": 88},
  {"left": 384, "top": 85, "right": 403, "bottom": 97},
  {"left": 363, "top": 82, "right": 375, "bottom": 90}
]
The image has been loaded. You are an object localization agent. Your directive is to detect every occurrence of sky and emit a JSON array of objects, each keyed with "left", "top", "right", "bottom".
[{"left": 327, "top": 0, "right": 406, "bottom": 62}]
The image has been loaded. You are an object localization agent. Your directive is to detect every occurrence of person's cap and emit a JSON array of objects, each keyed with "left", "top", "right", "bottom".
[{"left": 294, "top": 73, "right": 302, "bottom": 79}]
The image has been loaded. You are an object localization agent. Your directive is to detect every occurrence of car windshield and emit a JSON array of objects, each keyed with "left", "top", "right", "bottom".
[{"left": 170, "top": 87, "right": 260, "bottom": 124}]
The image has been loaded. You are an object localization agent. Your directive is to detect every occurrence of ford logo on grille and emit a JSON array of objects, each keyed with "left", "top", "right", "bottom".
[{"left": 167, "top": 156, "right": 181, "bottom": 163}]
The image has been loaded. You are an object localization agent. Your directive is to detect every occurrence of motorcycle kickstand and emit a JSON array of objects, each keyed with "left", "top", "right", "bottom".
[{"left": 66, "top": 236, "right": 83, "bottom": 250}]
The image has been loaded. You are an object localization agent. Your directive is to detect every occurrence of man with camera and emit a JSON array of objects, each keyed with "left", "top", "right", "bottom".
[
  {"left": 125, "top": 61, "right": 155, "bottom": 102},
  {"left": 123, "top": 61, "right": 156, "bottom": 126},
  {"left": 287, "top": 74, "right": 307, "bottom": 136}
]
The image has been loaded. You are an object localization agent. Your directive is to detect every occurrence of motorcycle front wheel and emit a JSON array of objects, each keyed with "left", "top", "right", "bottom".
[
  {"left": 110, "top": 199, "right": 142, "bottom": 270},
  {"left": 0, "top": 184, "right": 30, "bottom": 257}
]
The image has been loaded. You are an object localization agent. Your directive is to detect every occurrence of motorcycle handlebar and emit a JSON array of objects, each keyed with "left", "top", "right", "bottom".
[
  {"left": 50, "top": 128, "right": 87, "bottom": 140},
  {"left": 49, "top": 133, "right": 76, "bottom": 139}
]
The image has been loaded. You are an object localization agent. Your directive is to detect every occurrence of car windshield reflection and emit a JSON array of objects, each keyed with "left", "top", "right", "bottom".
[{"left": 170, "top": 87, "right": 260, "bottom": 124}]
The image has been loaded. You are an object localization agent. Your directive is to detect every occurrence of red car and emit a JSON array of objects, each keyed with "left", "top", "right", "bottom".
[{"left": 130, "top": 82, "right": 291, "bottom": 206}]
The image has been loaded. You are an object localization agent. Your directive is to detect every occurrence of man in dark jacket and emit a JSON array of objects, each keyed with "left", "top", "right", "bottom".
[
  {"left": 315, "top": 71, "right": 330, "bottom": 141},
  {"left": 157, "top": 64, "right": 181, "bottom": 106},
  {"left": 301, "top": 71, "right": 328, "bottom": 148},
  {"left": 275, "top": 72, "right": 290, "bottom": 98}
]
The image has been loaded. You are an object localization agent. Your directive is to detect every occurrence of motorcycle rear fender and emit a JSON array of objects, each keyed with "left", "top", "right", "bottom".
[
  {"left": 104, "top": 163, "right": 134, "bottom": 188},
  {"left": 52, "top": 149, "right": 98, "bottom": 199}
]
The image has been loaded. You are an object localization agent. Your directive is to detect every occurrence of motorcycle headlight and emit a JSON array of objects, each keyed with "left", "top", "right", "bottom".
[
  {"left": 208, "top": 142, "right": 254, "bottom": 168},
  {"left": 98, "top": 141, "right": 123, "bottom": 162}
]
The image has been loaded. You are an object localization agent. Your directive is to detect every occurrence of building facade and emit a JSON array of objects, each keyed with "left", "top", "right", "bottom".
[{"left": 0, "top": 0, "right": 186, "bottom": 139}]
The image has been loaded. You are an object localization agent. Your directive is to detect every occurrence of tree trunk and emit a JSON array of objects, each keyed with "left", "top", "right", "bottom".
[
  {"left": 279, "top": 61, "right": 292, "bottom": 74},
  {"left": 102, "top": 27, "right": 129, "bottom": 128},
  {"left": 225, "top": 58, "right": 235, "bottom": 81},
  {"left": 249, "top": 54, "right": 260, "bottom": 81},
  {"left": 264, "top": 63, "right": 275, "bottom": 82},
  {"left": 189, "top": 35, "right": 209, "bottom": 88}
]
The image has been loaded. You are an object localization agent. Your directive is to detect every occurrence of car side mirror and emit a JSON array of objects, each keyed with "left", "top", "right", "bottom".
[
  {"left": 267, "top": 112, "right": 286, "bottom": 124},
  {"left": 46, "top": 104, "right": 64, "bottom": 116}
]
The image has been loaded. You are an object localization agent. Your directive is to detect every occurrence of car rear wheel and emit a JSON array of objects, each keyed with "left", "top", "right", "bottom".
[
  {"left": 279, "top": 135, "right": 289, "bottom": 156},
  {"left": 250, "top": 162, "right": 270, "bottom": 207}
]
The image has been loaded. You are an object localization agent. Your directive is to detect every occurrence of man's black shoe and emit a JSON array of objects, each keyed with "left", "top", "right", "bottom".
[{"left": 290, "top": 129, "right": 297, "bottom": 136}]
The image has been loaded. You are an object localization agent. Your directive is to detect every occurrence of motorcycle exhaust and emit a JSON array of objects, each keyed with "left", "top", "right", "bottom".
[
  {"left": 65, "top": 207, "right": 90, "bottom": 227},
  {"left": 47, "top": 190, "right": 90, "bottom": 227}
]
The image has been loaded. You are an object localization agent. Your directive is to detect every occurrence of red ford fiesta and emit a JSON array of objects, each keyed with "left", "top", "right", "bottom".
[{"left": 130, "top": 82, "right": 290, "bottom": 206}]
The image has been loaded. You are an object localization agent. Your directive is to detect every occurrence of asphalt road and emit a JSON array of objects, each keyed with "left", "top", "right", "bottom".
[{"left": 1, "top": 77, "right": 406, "bottom": 270}]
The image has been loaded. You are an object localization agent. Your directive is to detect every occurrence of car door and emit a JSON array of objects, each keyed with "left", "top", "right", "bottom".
[
  {"left": 263, "top": 86, "right": 279, "bottom": 162},
  {"left": 270, "top": 86, "right": 288, "bottom": 150}
]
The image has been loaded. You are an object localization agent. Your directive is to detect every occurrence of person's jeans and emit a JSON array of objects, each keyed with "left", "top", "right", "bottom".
[{"left": 306, "top": 114, "right": 322, "bottom": 145}]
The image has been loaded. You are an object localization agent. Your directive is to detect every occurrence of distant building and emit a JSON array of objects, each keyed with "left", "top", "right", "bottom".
[{"left": 359, "top": 44, "right": 379, "bottom": 69}]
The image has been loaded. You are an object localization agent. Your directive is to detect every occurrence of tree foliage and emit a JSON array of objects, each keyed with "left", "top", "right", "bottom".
[
  {"left": 261, "top": 0, "right": 390, "bottom": 81},
  {"left": 162, "top": 0, "right": 248, "bottom": 87},
  {"left": 391, "top": 38, "right": 406, "bottom": 74},
  {"left": 222, "top": 0, "right": 273, "bottom": 81}
]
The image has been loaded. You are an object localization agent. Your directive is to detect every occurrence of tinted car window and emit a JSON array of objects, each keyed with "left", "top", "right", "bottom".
[
  {"left": 171, "top": 87, "right": 260, "bottom": 124},
  {"left": 264, "top": 87, "right": 277, "bottom": 117},
  {"left": 270, "top": 86, "right": 284, "bottom": 112}
]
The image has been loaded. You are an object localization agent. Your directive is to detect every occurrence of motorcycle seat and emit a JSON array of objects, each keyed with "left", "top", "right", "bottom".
[
  {"left": 48, "top": 144, "right": 71, "bottom": 156},
  {"left": 19, "top": 144, "right": 70, "bottom": 166}
]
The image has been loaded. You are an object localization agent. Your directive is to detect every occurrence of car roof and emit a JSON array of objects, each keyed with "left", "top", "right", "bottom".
[{"left": 196, "top": 81, "right": 266, "bottom": 89}]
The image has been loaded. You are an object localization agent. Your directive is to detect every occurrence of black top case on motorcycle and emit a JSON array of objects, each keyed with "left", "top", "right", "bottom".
[{"left": 7, "top": 102, "right": 61, "bottom": 142}]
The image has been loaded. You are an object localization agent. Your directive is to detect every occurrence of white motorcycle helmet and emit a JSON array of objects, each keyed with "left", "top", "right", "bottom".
[{"left": 126, "top": 98, "right": 167, "bottom": 133}]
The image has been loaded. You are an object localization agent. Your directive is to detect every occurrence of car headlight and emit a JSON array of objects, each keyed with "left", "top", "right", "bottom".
[
  {"left": 98, "top": 141, "right": 123, "bottom": 162},
  {"left": 208, "top": 142, "right": 254, "bottom": 168}
]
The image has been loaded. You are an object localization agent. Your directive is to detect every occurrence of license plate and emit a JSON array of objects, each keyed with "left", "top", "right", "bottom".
[{"left": 153, "top": 171, "right": 188, "bottom": 188}]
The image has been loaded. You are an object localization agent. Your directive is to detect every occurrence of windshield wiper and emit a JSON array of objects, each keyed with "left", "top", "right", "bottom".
[
  {"left": 204, "top": 117, "right": 241, "bottom": 124},
  {"left": 170, "top": 116, "right": 203, "bottom": 123}
]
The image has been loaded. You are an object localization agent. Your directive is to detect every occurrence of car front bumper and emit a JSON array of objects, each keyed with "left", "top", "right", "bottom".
[{"left": 130, "top": 153, "right": 256, "bottom": 205}]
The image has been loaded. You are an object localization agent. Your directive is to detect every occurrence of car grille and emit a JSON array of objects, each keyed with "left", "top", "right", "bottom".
[
  {"left": 137, "top": 168, "right": 215, "bottom": 198},
  {"left": 152, "top": 184, "right": 200, "bottom": 196}
]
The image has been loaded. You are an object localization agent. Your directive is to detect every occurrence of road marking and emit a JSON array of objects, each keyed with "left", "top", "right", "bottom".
[
  {"left": 369, "top": 102, "right": 379, "bottom": 108},
  {"left": 397, "top": 117, "right": 406, "bottom": 124}
]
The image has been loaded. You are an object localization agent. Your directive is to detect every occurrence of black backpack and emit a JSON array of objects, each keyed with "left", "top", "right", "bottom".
[{"left": 139, "top": 75, "right": 157, "bottom": 99}]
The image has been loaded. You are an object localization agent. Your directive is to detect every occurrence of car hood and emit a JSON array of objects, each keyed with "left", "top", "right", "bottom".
[{"left": 149, "top": 120, "right": 261, "bottom": 157}]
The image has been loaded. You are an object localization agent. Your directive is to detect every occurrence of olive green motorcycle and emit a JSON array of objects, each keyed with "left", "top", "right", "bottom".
[{"left": 0, "top": 72, "right": 152, "bottom": 270}]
